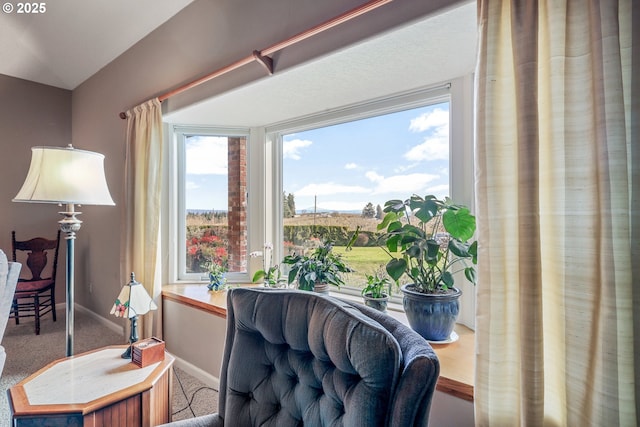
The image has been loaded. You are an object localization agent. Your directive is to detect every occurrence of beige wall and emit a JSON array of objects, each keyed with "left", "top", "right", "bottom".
[
  {"left": 163, "top": 299, "right": 227, "bottom": 388},
  {"left": 2, "top": 0, "right": 464, "bottom": 320},
  {"left": 0, "top": 74, "right": 71, "bottom": 305}
]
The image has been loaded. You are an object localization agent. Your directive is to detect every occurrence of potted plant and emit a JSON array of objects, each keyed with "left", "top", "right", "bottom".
[
  {"left": 281, "top": 239, "right": 353, "bottom": 293},
  {"left": 202, "top": 260, "right": 227, "bottom": 291},
  {"left": 251, "top": 243, "right": 286, "bottom": 287},
  {"left": 361, "top": 273, "right": 393, "bottom": 312},
  {"left": 377, "top": 194, "right": 477, "bottom": 341}
]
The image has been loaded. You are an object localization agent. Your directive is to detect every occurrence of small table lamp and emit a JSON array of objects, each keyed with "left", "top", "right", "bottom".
[{"left": 110, "top": 272, "right": 157, "bottom": 359}]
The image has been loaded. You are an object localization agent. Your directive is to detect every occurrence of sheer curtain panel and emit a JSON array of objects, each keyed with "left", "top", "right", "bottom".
[
  {"left": 122, "top": 98, "right": 164, "bottom": 339},
  {"left": 475, "top": 0, "right": 638, "bottom": 425}
]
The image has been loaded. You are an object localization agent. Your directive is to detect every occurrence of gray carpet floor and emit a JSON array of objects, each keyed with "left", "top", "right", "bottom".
[{"left": 0, "top": 308, "right": 218, "bottom": 425}]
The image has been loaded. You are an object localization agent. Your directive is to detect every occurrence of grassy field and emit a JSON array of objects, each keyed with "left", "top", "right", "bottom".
[
  {"left": 331, "top": 245, "right": 402, "bottom": 292},
  {"left": 333, "top": 245, "right": 389, "bottom": 274}
]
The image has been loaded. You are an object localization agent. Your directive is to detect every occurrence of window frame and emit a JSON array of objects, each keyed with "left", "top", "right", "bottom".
[
  {"left": 170, "top": 125, "right": 253, "bottom": 283},
  {"left": 265, "top": 77, "right": 475, "bottom": 328},
  {"left": 165, "top": 75, "right": 475, "bottom": 329}
]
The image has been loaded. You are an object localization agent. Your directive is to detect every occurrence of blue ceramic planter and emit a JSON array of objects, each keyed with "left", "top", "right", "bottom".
[{"left": 401, "top": 284, "right": 461, "bottom": 341}]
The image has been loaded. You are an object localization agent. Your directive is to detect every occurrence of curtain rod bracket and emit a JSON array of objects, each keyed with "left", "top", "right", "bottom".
[
  {"left": 253, "top": 50, "right": 274, "bottom": 75},
  {"left": 118, "top": 0, "right": 393, "bottom": 119}
]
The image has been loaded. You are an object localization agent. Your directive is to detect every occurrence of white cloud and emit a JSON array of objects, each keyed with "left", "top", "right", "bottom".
[
  {"left": 345, "top": 162, "right": 358, "bottom": 170},
  {"left": 393, "top": 163, "right": 418, "bottom": 174},
  {"left": 365, "top": 171, "right": 383, "bottom": 182},
  {"left": 186, "top": 181, "right": 199, "bottom": 190},
  {"left": 283, "top": 139, "right": 312, "bottom": 160},
  {"left": 404, "top": 134, "right": 449, "bottom": 162},
  {"left": 405, "top": 107, "right": 450, "bottom": 162},
  {"left": 423, "top": 184, "right": 450, "bottom": 199},
  {"left": 296, "top": 182, "right": 370, "bottom": 196},
  {"left": 409, "top": 108, "right": 449, "bottom": 132},
  {"left": 186, "top": 136, "right": 228, "bottom": 175},
  {"left": 365, "top": 172, "right": 440, "bottom": 195}
]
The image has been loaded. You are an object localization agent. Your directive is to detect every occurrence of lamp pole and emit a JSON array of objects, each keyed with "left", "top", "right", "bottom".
[
  {"left": 13, "top": 146, "right": 114, "bottom": 358},
  {"left": 58, "top": 204, "right": 82, "bottom": 357}
]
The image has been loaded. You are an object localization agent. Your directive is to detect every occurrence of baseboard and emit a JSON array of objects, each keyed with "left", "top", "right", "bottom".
[
  {"left": 59, "top": 303, "right": 124, "bottom": 336},
  {"left": 172, "top": 355, "right": 220, "bottom": 391}
]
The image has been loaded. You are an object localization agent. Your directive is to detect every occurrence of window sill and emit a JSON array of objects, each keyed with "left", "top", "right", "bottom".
[{"left": 162, "top": 284, "right": 474, "bottom": 402}]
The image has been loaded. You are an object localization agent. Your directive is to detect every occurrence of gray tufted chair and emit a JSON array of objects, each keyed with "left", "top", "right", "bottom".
[{"left": 162, "top": 287, "right": 439, "bottom": 427}]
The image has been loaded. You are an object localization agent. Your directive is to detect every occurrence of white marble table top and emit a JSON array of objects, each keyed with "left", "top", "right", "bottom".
[{"left": 23, "top": 347, "right": 161, "bottom": 405}]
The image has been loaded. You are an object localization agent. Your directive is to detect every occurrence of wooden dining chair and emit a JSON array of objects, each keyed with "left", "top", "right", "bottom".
[{"left": 10, "top": 230, "right": 61, "bottom": 335}]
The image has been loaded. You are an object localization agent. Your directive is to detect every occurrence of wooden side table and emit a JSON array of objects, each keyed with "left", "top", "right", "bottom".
[{"left": 8, "top": 345, "right": 174, "bottom": 427}]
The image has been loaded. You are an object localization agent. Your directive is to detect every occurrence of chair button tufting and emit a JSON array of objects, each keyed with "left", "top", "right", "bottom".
[{"left": 248, "top": 392, "right": 253, "bottom": 400}]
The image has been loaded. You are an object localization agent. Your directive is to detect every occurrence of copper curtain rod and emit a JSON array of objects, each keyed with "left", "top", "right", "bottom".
[{"left": 119, "top": 0, "right": 392, "bottom": 119}]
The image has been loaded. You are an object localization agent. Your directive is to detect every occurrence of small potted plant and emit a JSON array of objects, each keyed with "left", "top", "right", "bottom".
[
  {"left": 251, "top": 243, "right": 286, "bottom": 287},
  {"left": 281, "top": 239, "right": 353, "bottom": 293},
  {"left": 202, "top": 260, "right": 227, "bottom": 291},
  {"left": 361, "top": 273, "right": 393, "bottom": 312},
  {"left": 377, "top": 194, "right": 477, "bottom": 341}
]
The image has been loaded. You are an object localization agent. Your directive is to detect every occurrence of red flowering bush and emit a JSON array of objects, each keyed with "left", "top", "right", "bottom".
[
  {"left": 186, "top": 227, "right": 229, "bottom": 273},
  {"left": 283, "top": 240, "right": 295, "bottom": 255}
]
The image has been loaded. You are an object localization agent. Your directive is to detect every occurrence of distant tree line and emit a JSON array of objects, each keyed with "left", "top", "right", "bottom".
[
  {"left": 361, "top": 202, "right": 383, "bottom": 219},
  {"left": 187, "top": 210, "right": 228, "bottom": 220},
  {"left": 282, "top": 193, "right": 382, "bottom": 219},
  {"left": 283, "top": 192, "right": 296, "bottom": 218}
]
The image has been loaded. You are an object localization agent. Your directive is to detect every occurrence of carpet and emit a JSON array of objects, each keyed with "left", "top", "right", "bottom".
[{"left": 0, "top": 308, "right": 218, "bottom": 424}]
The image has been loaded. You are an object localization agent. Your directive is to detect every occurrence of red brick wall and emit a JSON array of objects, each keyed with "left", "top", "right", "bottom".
[{"left": 227, "top": 137, "right": 247, "bottom": 272}]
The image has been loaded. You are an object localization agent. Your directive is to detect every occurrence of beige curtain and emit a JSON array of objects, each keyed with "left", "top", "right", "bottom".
[
  {"left": 122, "top": 98, "right": 164, "bottom": 339},
  {"left": 475, "top": 0, "right": 638, "bottom": 426}
]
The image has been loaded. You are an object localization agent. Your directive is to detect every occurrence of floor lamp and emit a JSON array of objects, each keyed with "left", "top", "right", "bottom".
[{"left": 13, "top": 145, "right": 114, "bottom": 357}]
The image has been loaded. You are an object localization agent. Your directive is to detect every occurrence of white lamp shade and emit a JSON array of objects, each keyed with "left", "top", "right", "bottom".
[
  {"left": 110, "top": 282, "right": 158, "bottom": 318},
  {"left": 13, "top": 146, "right": 115, "bottom": 205}
]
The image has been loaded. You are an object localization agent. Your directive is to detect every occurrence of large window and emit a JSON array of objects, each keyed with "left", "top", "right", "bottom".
[
  {"left": 263, "top": 80, "right": 475, "bottom": 328},
  {"left": 278, "top": 100, "right": 451, "bottom": 298},
  {"left": 173, "top": 127, "right": 249, "bottom": 282},
  {"left": 282, "top": 101, "right": 449, "bottom": 296},
  {"left": 168, "top": 78, "right": 475, "bottom": 328}
]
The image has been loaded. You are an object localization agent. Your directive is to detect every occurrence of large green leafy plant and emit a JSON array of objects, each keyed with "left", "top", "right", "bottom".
[
  {"left": 377, "top": 194, "right": 477, "bottom": 293},
  {"left": 282, "top": 240, "right": 353, "bottom": 291}
]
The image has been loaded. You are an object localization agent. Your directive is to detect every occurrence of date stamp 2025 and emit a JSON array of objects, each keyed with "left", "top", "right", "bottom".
[{"left": 2, "top": 2, "right": 47, "bottom": 14}]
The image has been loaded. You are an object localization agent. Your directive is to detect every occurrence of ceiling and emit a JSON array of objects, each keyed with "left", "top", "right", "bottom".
[
  {"left": 0, "top": 0, "right": 477, "bottom": 127},
  {"left": 164, "top": 2, "right": 477, "bottom": 127},
  {"left": 0, "top": 0, "right": 195, "bottom": 89}
]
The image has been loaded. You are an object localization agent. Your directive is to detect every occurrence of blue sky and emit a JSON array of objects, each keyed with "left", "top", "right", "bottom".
[
  {"left": 283, "top": 102, "right": 450, "bottom": 212},
  {"left": 185, "top": 101, "right": 449, "bottom": 212},
  {"left": 185, "top": 135, "right": 228, "bottom": 211}
]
